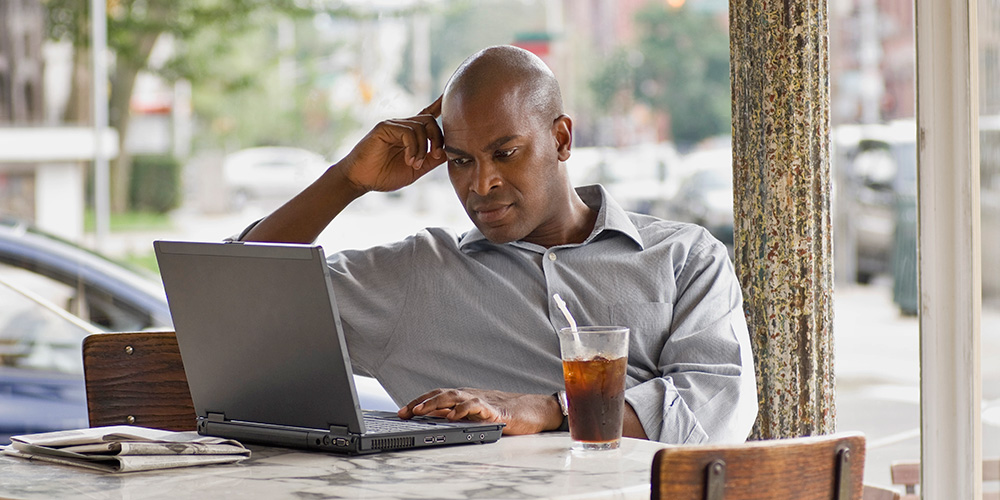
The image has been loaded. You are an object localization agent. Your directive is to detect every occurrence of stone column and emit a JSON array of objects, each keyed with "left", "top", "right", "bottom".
[{"left": 730, "top": 0, "right": 835, "bottom": 439}]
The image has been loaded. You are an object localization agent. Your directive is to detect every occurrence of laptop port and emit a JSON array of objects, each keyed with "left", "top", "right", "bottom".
[
  {"left": 424, "top": 436, "right": 435, "bottom": 444},
  {"left": 466, "top": 434, "right": 473, "bottom": 441},
  {"left": 435, "top": 435, "right": 446, "bottom": 443}
]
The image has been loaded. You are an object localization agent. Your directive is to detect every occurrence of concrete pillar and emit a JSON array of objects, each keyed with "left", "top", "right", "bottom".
[{"left": 730, "top": 0, "right": 835, "bottom": 439}]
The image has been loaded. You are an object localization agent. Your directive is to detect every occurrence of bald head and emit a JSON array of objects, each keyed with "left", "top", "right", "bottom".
[{"left": 443, "top": 45, "right": 563, "bottom": 127}]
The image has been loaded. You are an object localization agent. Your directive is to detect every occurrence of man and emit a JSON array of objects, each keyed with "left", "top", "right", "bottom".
[{"left": 236, "top": 45, "right": 757, "bottom": 444}]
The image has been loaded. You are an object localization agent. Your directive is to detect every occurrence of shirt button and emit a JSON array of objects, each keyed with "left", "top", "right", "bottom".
[{"left": 548, "top": 253, "right": 557, "bottom": 261}]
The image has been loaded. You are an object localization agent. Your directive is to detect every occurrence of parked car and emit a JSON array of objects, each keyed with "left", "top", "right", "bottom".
[
  {"left": 0, "top": 218, "right": 395, "bottom": 444},
  {"left": 833, "top": 121, "right": 917, "bottom": 289},
  {"left": 222, "top": 146, "right": 330, "bottom": 209},
  {"left": 583, "top": 143, "right": 682, "bottom": 220},
  {"left": 0, "top": 218, "right": 172, "bottom": 332},
  {"left": 0, "top": 279, "right": 97, "bottom": 444},
  {"left": 670, "top": 149, "right": 735, "bottom": 250}
]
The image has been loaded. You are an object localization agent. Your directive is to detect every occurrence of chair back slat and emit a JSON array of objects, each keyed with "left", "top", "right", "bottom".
[
  {"left": 862, "top": 484, "right": 900, "bottom": 500},
  {"left": 82, "top": 331, "right": 196, "bottom": 431},
  {"left": 890, "top": 457, "right": 1000, "bottom": 498},
  {"left": 651, "top": 433, "right": 866, "bottom": 500},
  {"left": 985, "top": 457, "right": 1000, "bottom": 482}
]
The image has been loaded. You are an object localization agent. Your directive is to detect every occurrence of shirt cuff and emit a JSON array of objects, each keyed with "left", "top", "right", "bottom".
[
  {"left": 225, "top": 218, "right": 264, "bottom": 242},
  {"left": 624, "top": 378, "right": 708, "bottom": 444}
]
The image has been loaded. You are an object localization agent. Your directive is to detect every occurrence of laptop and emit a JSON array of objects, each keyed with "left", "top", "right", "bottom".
[{"left": 153, "top": 240, "right": 503, "bottom": 455}]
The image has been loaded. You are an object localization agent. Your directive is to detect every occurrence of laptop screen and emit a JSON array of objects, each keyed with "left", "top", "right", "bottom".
[{"left": 154, "top": 241, "right": 366, "bottom": 434}]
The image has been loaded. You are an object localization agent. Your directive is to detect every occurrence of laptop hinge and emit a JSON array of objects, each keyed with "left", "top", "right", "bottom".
[
  {"left": 207, "top": 412, "right": 226, "bottom": 422},
  {"left": 329, "top": 425, "right": 350, "bottom": 436}
]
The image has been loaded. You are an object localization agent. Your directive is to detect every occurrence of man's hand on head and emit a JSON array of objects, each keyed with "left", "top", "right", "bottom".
[
  {"left": 338, "top": 96, "right": 446, "bottom": 195},
  {"left": 397, "top": 388, "right": 564, "bottom": 435}
]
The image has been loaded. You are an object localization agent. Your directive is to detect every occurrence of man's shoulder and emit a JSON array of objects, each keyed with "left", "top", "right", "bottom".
[
  {"left": 626, "top": 211, "right": 713, "bottom": 240},
  {"left": 404, "top": 226, "right": 472, "bottom": 256},
  {"left": 625, "top": 212, "right": 729, "bottom": 259}
]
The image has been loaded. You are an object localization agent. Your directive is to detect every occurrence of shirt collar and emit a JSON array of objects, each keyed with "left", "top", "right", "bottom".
[{"left": 458, "top": 184, "right": 645, "bottom": 252}]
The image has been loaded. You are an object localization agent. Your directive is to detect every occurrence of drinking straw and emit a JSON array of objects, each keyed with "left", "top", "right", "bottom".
[{"left": 552, "top": 293, "right": 581, "bottom": 344}]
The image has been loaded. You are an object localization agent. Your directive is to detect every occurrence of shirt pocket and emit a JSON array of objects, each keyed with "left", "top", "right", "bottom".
[{"left": 610, "top": 302, "right": 673, "bottom": 375}]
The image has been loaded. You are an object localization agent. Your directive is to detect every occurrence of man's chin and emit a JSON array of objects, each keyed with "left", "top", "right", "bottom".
[{"left": 471, "top": 221, "right": 522, "bottom": 245}]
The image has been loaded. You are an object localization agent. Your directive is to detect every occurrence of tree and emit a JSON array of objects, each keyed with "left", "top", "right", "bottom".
[
  {"left": 397, "top": 0, "right": 548, "bottom": 99},
  {"left": 165, "top": 12, "right": 356, "bottom": 156},
  {"left": 591, "top": 4, "right": 731, "bottom": 147},
  {"left": 43, "top": 0, "right": 322, "bottom": 213}
]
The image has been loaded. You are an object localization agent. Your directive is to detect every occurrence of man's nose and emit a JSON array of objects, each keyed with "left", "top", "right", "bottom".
[{"left": 471, "top": 161, "right": 502, "bottom": 196}]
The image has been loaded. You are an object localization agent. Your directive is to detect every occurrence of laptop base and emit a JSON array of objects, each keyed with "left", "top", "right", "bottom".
[{"left": 198, "top": 416, "right": 503, "bottom": 455}]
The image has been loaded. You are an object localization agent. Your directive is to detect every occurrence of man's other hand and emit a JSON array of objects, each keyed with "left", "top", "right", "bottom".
[
  {"left": 398, "top": 388, "right": 564, "bottom": 435},
  {"left": 339, "top": 96, "right": 445, "bottom": 195}
]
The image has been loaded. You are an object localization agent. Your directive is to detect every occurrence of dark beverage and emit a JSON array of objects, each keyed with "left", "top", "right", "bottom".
[{"left": 562, "top": 355, "right": 628, "bottom": 446}]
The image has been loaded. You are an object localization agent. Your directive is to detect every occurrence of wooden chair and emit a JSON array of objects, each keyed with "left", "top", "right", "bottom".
[
  {"left": 890, "top": 458, "right": 1000, "bottom": 500},
  {"left": 651, "top": 432, "right": 867, "bottom": 500},
  {"left": 82, "top": 331, "right": 197, "bottom": 431},
  {"left": 862, "top": 485, "right": 900, "bottom": 500}
]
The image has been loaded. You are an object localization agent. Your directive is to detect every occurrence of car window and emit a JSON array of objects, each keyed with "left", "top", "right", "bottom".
[
  {"left": 854, "top": 146, "right": 897, "bottom": 187},
  {"left": 0, "top": 279, "right": 98, "bottom": 374},
  {"left": 692, "top": 169, "right": 732, "bottom": 190},
  {"left": 0, "top": 261, "right": 156, "bottom": 332}
]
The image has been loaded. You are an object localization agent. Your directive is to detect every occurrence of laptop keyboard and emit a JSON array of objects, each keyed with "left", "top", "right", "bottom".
[{"left": 362, "top": 414, "right": 444, "bottom": 434}]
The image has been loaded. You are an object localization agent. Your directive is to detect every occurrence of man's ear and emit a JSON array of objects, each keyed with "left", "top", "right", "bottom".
[{"left": 553, "top": 114, "right": 573, "bottom": 162}]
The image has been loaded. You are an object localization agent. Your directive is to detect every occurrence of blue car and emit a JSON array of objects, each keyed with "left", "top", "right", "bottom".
[{"left": 0, "top": 218, "right": 395, "bottom": 444}]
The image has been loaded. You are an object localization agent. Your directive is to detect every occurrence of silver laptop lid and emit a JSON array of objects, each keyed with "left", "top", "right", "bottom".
[{"left": 154, "top": 240, "right": 366, "bottom": 434}]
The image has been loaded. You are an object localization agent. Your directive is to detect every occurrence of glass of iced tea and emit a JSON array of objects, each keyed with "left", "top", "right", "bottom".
[{"left": 557, "top": 326, "right": 629, "bottom": 451}]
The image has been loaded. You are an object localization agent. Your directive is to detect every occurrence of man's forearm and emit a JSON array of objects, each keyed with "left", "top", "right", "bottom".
[
  {"left": 242, "top": 163, "right": 366, "bottom": 244},
  {"left": 623, "top": 402, "right": 648, "bottom": 440}
]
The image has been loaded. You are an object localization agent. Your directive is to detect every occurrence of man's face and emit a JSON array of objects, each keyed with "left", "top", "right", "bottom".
[{"left": 442, "top": 86, "right": 572, "bottom": 245}]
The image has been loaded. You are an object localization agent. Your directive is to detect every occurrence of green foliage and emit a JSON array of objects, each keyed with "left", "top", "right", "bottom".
[
  {"left": 122, "top": 251, "right": 160, "bottom": 274},
  {"left": 178, "top": 13, "right": 357, "bottom": 154},
  {"left": 397, "top": 0, "right": 548, "bottom": 97},
  {"left": 129, "top": 155, "right": 181, "bottom": 214},
  {"left": 84, "top": 209, "right": 173, "bottom": 232},
  {"left": 591, "top": 4, "right": 731, "bottom": 146}
]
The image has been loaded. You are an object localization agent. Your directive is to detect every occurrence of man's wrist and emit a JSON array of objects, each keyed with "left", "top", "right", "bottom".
[{"left": 552, "top": 391, "right": 569, "bottom": 432}]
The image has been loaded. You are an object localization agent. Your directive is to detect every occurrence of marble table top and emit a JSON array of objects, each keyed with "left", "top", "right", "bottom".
[{"left": 0, "top": 433, "right": 669, "bottom": 499}]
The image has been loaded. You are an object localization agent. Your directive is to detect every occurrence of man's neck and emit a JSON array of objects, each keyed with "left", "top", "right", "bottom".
[{"left": 525, "top": 192, "right": 599, "bottom": 248}]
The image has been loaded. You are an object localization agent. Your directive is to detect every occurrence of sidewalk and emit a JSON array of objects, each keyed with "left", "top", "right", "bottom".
[{"left": 834, "top": 281, "right": 1000, "bottom": 488}]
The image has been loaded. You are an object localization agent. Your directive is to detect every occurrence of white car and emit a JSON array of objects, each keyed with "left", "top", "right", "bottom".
[{"left": 223, "top": 147, "right": 330, "bottom": 209}]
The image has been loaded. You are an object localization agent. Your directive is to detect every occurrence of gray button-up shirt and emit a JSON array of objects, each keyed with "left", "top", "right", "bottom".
[{"left": 325, "top": 184, "right": 757, "bottom": 444}]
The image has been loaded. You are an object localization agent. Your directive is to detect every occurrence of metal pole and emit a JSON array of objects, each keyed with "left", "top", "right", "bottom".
[{"left": 91, "top": 0, "right": 109, "bottom": 250}]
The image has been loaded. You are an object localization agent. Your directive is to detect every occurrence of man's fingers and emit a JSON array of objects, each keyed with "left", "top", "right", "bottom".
[
  {"left": 383, "top": 119, "right": 433, "bottom": 169},
  {"left": 398, "top": 389, "right": 449, "bottom": 418},
  {"left": 401, "top": 119, "right": 429, "bottom": 168},
  {"left": 424, "top": 117, "right": 444, "bottom": 160},
  {"left": 400, "top": 389, "right": 482, "bottom": 419},
  {"left": 448, "top": 399, "right": 497, "bottom": 422},
  {"left": 417, "top": 97, "right": 444, "bottom": 160},
  {"left": 420, "top": 95, "right": 442, "bottom": 118}
]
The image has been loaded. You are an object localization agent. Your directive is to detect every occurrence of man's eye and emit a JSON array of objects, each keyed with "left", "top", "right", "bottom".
[
  {"left": 449, "top": 157, "right": 472, "bottom": 166},
  {"left": 495, "top": 148, "right": 516, "bottom": 159}
]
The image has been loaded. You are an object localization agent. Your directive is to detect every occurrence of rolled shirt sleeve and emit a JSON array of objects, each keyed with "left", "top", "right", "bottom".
[{"left": 624, "top": 239, "right": 757, "bottom": 444}]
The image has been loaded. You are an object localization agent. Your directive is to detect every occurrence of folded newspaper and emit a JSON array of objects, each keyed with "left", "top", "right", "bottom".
[{"left": 1, "top": 425, "right": 250, "bottom": 473}]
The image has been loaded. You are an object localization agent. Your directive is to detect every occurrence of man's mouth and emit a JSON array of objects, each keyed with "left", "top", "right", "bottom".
[{"left": 473, "top": 204, "right": 512, "bottom": 224}]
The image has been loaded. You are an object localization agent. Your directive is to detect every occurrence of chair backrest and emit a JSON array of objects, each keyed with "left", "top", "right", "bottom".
[
  {"left": 890, "top": 458, "right": 1000, "bottom": 500},
  {"left": 862, "top": 484, "right": 900, "bottom": 500},
  {"left": 82, "top": 331, "right": 197, "bottom": 431},
  {"left": 651, "top": 432, "right": 866, "bottom": 500}
]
